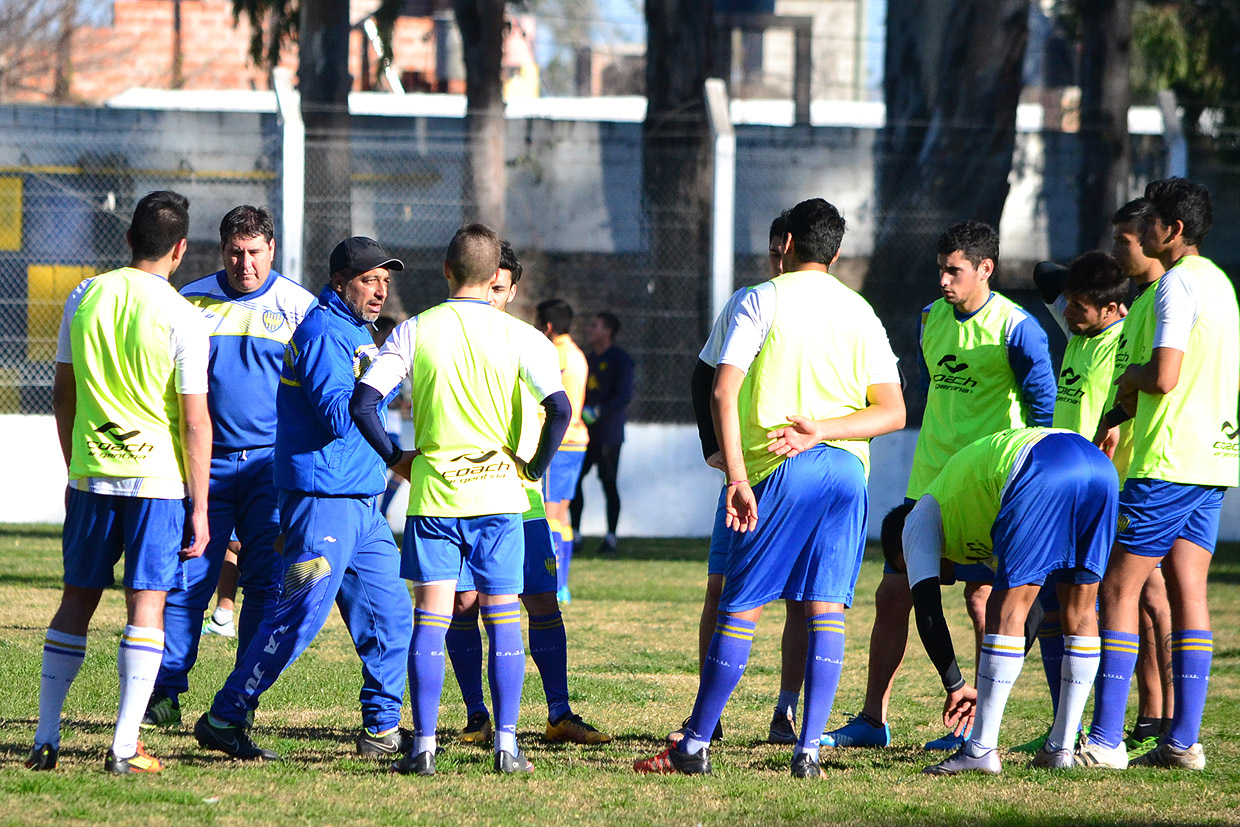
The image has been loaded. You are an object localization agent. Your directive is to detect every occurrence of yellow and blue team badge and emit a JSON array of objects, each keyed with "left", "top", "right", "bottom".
[
  {"left": 262, "top": 309, "right": 286, "bottom": 334},
  {"left": 353, "top": 343, "right": 379, "bottom": 380},
  {"left": 1117, "top": 513, "right": 1131, "bottom": 533}
]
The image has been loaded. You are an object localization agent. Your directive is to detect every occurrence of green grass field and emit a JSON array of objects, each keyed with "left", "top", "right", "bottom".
[{"left": 1, "top": 525, "right": 1238, "bottom": 825}]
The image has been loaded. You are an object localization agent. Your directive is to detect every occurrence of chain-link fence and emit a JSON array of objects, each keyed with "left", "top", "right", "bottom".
[{"left": 6, "top": 99, "right": 1237, "bottom": 425}]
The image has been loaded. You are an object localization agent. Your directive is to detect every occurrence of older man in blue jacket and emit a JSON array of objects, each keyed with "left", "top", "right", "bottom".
[{"left": 192, "top": 237, "right": 413, "bottom": 761}]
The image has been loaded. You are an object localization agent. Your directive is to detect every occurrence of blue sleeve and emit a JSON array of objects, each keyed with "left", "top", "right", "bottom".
[
  {"left": 1007, "top": 315, "right": 1056, "bottom": 427},
  {"left": 917, "top": 313, "right": 930, "bottom": 395},
  {"left": 295, "top": 331, "right": 357, "bottom": 440},
  {"left": 599, "top": 351, "right": 635, "bottom": 420}
]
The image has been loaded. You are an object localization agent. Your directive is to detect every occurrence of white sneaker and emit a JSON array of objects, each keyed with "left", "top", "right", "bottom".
[
  {"left": 1074, "top": 734, "right": 1128, "bottom": 769},
  {"left": 1030, "top": 744, "right": 1074, "bottom": 769},
  {"left": 203, "top": 615, "right": 236, "bottom": 638},
  {"left": 922, "top": 745, "right": 1001, "bottom": 776},
  {"left": 1130, "top": 741, "right": 1206, "bottom": 770}
]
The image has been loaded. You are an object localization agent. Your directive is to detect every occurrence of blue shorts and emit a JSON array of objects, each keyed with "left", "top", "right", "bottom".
[
  {"left": 706, "top": 487, "right": 729, "bottom": 576},
  {"left": 989, "top": 433, "right": 1117, "bottom": 589},
  {"left": 719, "top": 445, "right": 867, "bottom": 612},
  {"left": 1117, "top": 477, "right": 1225, "bottom": 557},
  {"left": 544, "top": 445, "right": 587, "bottom": 503},
  {"left": 62, "top": 489, "right": 189, "bottom": 591},
  {"left": 456, "top": 518, "right": 558, "bottom": 595},
  {"left": 886, "top": 497, "right": 994, "bottom": 585},
  {"left": 403, "top": 513, "right": 524, "bottom": 594}
]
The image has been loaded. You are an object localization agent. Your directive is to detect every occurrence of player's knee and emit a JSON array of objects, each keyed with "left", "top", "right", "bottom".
[{"left": 874, "top": 574, "right": 912, "bottom": 616}]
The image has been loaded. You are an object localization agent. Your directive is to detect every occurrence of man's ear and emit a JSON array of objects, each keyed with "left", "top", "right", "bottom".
[{"left": 978, "top": 257, "right": 995, "bottom": 282}]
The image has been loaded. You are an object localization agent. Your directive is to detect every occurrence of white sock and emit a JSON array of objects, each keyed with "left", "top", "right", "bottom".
[
  {"left": 35, "top": 629, "right": 87, "bottom": 748},
  {"left": 968, "top": 634, "right": 1025, "bottom": 754},
  {"left": 777, "top": 689, "right": 799, "bottom": 718},
  {"left": 413, "top": 735, "right": 436, "bottom": 756},
  {"left": 496, "top": 731, "right": 517, "bottom": 755},
  {"left": 212, "top": 606, "right": 234, "bottom": 624},
  {"left": 1047, "top": 635, "right": 1101, "bottom": 751},
  {"left": 112, "top": 625, "right": 164, "bottom": 758}
]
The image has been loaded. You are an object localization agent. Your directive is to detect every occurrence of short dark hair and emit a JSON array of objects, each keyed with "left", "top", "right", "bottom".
[
  {"left": 880, "top": 503, "right": 915, "bottom": 575},
  {"left": 1144, "top": 177, "right": 1212, "bottom": 246},
  {"left": 537, "top": 299, "right": 572, "bottom": 335},
  {"left": 937, "top": 220, "right": 999, "bottom": 269},
  {"left": 1063, "top": 251, "right": 1127, "bottom": 309},
  {"left": 784, "top": 198, "right": 846, "bottom": 265},
  {"left": 1112, "top": 198, "right": 1150, "bottom": 227},
  {"left": 768, "top": 210, "right": 790, "bottom": 245},
  {"left": 220, "top": 205, "right": 275, "bottom": 245},
  {"left": 446, "top": 223, "right": 501, "bottom": 286},
  {"left": 595, "top": 311, "right": 620, "bottom": 337},
  {"left": 129, "top": 190, "right": 189, "bottom": 261},
  {"left": 499, "top": 238, "right": 523, "bottom": 284}
]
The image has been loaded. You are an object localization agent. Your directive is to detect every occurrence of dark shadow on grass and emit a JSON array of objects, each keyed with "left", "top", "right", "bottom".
[
  {"left": 0, "top": 525, "right": 62, "bottom": 541},
  {"left": 0, "top": 573, "right": 67, "bottom": 589}
]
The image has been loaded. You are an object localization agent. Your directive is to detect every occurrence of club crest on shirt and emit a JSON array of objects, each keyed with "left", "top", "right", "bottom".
[
  {"left": 263, "top": 309, "right": 286, "bottom": 333},
  {"left": 353, "top": 343, "right": 379, "bottom": 380},
  {"left": 1117, "top": 513, "right": 1131, "bottom": 533}
]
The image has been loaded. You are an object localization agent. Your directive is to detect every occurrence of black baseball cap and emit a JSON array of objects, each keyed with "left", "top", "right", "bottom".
[{"left": 330, "top": 236, "right": 404, "bottom": 278}]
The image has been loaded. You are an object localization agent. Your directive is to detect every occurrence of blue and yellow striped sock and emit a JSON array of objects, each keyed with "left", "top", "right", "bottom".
[
  {"left": 482, "top": 602, "right": 525, "bottom": 756},
  {"left": 797, "top": 612, "right": 846, "bottom": 760},
  {"left": 1038, "top": 620, "right": 1065, "bottom": 716},
  {"left": 528, "top": 611, "right": 571, "bottom": 721},
  {"left": 1167, "top": 629, "right": 1212, "bottom": 750},
  {"left": 410, "top": 608, "right": 453, "bottom": 755},
  {"left": 1089, "top": 629, "right": 1140, "bottom": 749},
  {"left": 446, "top": 612, "right": 487, "bottom": 717},
  {"left": 682, "top": 614, "right": 756, "bottom": 755},
  {"left": 34, "top": 629, "right": 87, "bottom": 748},
  {"left": 969, "top": 634, "right": 1025, "bottom": 754},
  {"left": 114, "top": 625, "right": 165, "bottom": 758}
]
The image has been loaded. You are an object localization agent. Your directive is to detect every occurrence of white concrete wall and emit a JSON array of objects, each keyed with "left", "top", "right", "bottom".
[{"left": 7, "top": 415, "right": 1238, "bottom": 543}]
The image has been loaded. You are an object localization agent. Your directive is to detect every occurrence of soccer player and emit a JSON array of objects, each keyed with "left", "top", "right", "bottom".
[
  {"left": 634, "top": 197, "right": 904, "bottom": 778},
  {"left": 351, "top": 224, "right": 570, "bottom": 776},
  {"left": 445, "top": 242, "right": 611, "bottom": 748},
  {"left": 570, "top": 310, "right": 634, "bottom": 554},
  {"left": 679, "top": 211, "right": 809, "bottom": 745},
  {"left": 192, "top": 237, "right": 414, "bottom": 761},
  {"left": 893, "top": 427, "right": 1117, "bottom": 775},
  {"left": 26, "top": 190, "right": 211, "bottom": 774},
  {"left": 141, "top": 206, "right": 316, "bottom": 734},
  {"left": 1078, "top": 177, "right": 1239, "bottom": 770},
  {"left": 827, "top": 220, "right": 1055, "bottom": 752},
  {"left": 536, "top": 298, "right": 589, "bottom": 603}
]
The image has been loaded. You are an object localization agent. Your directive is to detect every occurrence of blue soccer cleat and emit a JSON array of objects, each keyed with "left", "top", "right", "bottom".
[
  {"left": 924, "top": 722, "right": 972, "bottom": 752},
  {"left": 822, "top": 713, "right": 890, "bottom": 748}
]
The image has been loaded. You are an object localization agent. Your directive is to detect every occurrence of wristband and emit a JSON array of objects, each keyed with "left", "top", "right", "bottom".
[
  {"left": 727, "top": 479, "right": 748, "bottom": 487},
  {"left": 385, "top": 445, "right": 404, "bottom": 468},
  {"left": 942, "top": 661, "right": 965, "bottom": 693}
]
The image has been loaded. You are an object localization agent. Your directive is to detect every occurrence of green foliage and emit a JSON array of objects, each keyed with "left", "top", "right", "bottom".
[
  {"left": 1132, "top": 1, "right": 1240, "bottom": 106},
  {"left": 229, "top": 0, "right": 403, "bottom": 76}
]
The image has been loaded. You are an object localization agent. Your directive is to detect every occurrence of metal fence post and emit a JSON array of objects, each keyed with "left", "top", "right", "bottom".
[
  {"left": 272, "top": 67, "right": 305, "bottom": 285},
  {"left": 705, "top": 78, "right": 735, "bottom": 328}
]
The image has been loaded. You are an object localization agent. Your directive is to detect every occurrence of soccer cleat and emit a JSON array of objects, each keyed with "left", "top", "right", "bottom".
[
  {"left": 545, "top": 712, "right": 613, "bottom": 745},
  {"left": 194, "top": 713, "right": 280, "bottom": 761},
  {"left": 768, "top": 708, "right": 797, "bottom": 745},
  {"left": 822, "top": 714, "right": 890, "bottom": 748},
  {"left": 1030, "top": 744, "right": 1074, "bottom": 769},
  {"left": 105, "top": 741, "right": 163, "bottom": 774},
  {"left": 458, "top": 711, "right": 494, "bottom": 745},
  {"left": 922, "top": 745, "right": 1001, "bottom": 776},
  {"left": 790, "top": 751, "right": 822, "bottom": 779},
  {"left": 667, "top": 716, "right": 723, "bottom": 745},
  {"left": 1129, "top": 741, "right": 1206, "bottom": 770},
  {"left": 924, "top": 725, "right": 971, "bottom": 751},
  {"left": 1073, "top": 733, "right": 1128, "bottom": 769},
  {"left": 633, "top": 745, "right": 711, "bottom": 775},
  {"left": 494, "top": 747, "right": 534, "bottom": 774},
  {"left": 25, "top": 744, "right": 58, "bottom": 771},
  {"left": 140, "top": 695, "right": 182, "bottom": 729},
  {"left": 391, "top": 749, "right": 436, "bottom": 776},
  {"left": 1124, "top": 734, "right": 1160, "bottom": 760},
  {"left": 203, "top": 616, "right": 236, "bottom": 638},
  {"left": 357, "top": 726, "right": 412, "bottom": 757}
]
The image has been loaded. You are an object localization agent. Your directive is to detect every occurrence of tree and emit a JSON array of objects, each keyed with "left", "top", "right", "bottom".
[
  {"left": 866, "top": 0, "right": 1032, "bottom": 418},
  {"left": 453, "top": 0, "right": 507, "bottom": 229}
]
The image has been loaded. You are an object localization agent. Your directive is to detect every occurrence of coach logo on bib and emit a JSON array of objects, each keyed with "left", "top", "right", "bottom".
[
  {"left": 931, "top": 355, "right": 976, "bottom": 392},
  {"left": 1216, "top": 421, "right": 1240, "bottom": 456},
  {"left": 443, "top": 449, "right": 515, "bottom": 486}
]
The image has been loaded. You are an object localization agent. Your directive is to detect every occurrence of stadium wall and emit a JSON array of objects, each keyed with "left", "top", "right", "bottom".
[{"left": 6, "top": 415, "right": 1237, "bottom": 542}]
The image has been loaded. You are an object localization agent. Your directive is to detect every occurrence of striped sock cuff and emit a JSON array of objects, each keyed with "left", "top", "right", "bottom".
[
  {"left": 414, "top": 609, "right": 453, "bottom": 630},
  {"left": 715, "top": 615, "right": 757, "bottom": 642},
  {"left": 1063, "top": 635, "right": 1101, "bottom": 659},
  {"left": 981, "top": 634, "right": 1026, "bottom": 659},
  {"left": 1101, "top": 629, "right": 1140, "bottom": 656},
  {"left": 528, "top": 612, "right": 564, "bottom": 631},
  {"left": 481, "top": 602, "right": 522, "bottom": 627},
  {"left": 44, "top": 629, "right": 87, "bottom": 659},
  {"left": 1171, "top": 629, "right": 1213, "bottom": 654},
  {"left": 1038, "top": 622, "right": 1063, "bottom": 637},
  {"left": 120, "top": 625, "right": 164, "bottom": 656},
  {"left": 807, "top": 612, "right": 845, "bottom": 635},
  {"left": 448, "top": 615, "right": 479, "bottom": 631}
]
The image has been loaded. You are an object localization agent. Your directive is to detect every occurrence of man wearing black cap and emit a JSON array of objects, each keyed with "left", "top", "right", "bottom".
[{"left": 193, "top": 237, "right": 414, "bottom": 761}]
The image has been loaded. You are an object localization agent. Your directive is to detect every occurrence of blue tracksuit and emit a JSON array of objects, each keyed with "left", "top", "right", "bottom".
[
  {"left": 155, "top": 271, "right": 315, "bottom": 704},
  {"left": 208, "top": 286, "right": 413, "bottom": 731}
]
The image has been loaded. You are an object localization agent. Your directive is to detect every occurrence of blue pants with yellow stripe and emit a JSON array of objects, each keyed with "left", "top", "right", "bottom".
[{"left": 208, "top": 491, "right": 413, "bottom": 730}]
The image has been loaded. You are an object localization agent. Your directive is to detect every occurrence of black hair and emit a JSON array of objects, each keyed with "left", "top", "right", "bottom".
[
  {"left": 219, "top": 205, "right": 275, "bottom": 245},
  {"left": 769, "top": 210, "right": 790, "bottom": 244},
  {"left": 784, "top": 198, "right": 845, "bottom": 265},
  {"left": 1111, "top": 198, "right": 1150, "bottom": 227},
  {"left": 499, "top": 238, "right": 522, "bottom": 284},
  {"left": 596, "top": 311, "right": 620, "bottom": 337},
  {"left": 1144, "top": 177, "right": 1212, "bottom": 246},
  {"left": 1063, "top": 251, "right": 1127, "bottom": 309},
  {"left": 880, "top": 502, "right": 915, "bottom": 575},
  {"left": 537, "top": 298, "right": 573, "bottom": 336},
  {"left": 446, "top": 223, "right": 501, "bottom": 285},
  {"left": 937, "top": 220, "right": 999, "bottom": 269},
  {"left": 129, "top": 190, "right": 190, "bottom": 261}
]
